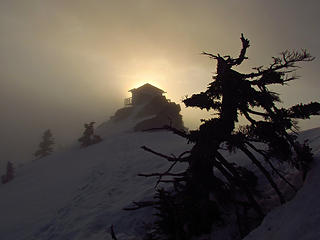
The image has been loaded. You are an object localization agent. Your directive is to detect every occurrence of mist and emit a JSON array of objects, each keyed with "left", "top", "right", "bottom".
[{"left": 1, "top": 0, "right": 319, "bottom": 166}]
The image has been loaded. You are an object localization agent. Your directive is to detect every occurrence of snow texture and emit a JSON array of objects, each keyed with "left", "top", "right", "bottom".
[
  {"left": 243, "top": 127, "right": 320, "bottom": 240},
  {"left": 0, "top": 113, "right": 319, "bottom": 240},
  {"left": 0, "top": 110, "right": 189, "bottom": 240}
]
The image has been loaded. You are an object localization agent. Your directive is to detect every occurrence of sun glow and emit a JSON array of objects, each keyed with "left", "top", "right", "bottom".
[
  {"left": 124, "top": 79, "right": 161, "bottom": 97},
  {"left": 119, "top": 57, "right": 171, "bottom": 94},
  {"left": 122, "top": 70, "right": 168, "bottom": 98},
  {"left": 129, "top": 77, "right": 161, "bottom": 90}
]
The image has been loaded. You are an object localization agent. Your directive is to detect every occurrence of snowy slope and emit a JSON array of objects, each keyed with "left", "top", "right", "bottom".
[
  {"left": 0, "top": 118, "right": 189, "bottom": 240},
  {"left": 243, "top": 127, "right": 320, "bottom": 240},
  {"left": 1, "top": 121, "right": 320, "bottom": 240}
]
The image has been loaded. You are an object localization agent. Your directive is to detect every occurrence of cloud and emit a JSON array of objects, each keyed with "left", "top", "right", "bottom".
[{"left": 0, "top": 0, "right": 319, "bottom": 164}]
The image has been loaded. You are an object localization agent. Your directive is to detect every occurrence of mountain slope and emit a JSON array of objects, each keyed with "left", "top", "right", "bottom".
[
  {"left": 243, "top": 127, "right": 320, "bottom": 240},
  {"left": 1, "top": 125, "right": 320, "bottom": 240},
  {"left": 0, "top": 126, "right": 189, "bottom": 240}
]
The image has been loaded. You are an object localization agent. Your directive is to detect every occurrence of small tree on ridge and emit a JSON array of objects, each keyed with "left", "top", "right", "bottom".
[
  {"left": 78, "top": 122, "right": 102, "bottom": 148},
  {"left": 34, "top": 129, "right": 54, "bottom": 159},
  {"left": 1, "top": 161, "right": 14, "bottom": 184}
]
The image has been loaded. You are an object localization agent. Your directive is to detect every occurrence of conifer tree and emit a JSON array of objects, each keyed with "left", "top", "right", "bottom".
[
  {"left": 134, "top": 34, "right": 320, "bottom": 239},
  {"left": 78, "top": 122, "right": 102, "bottom": 148},
  {"left": 6, "top": 161, "right": 14, "bottom": 181},
  {"left": 34, "top": 129, "right": 54, "bottom": 159},
  {"left": 1, "top": 161, "right": 14, "bottom": 184}
]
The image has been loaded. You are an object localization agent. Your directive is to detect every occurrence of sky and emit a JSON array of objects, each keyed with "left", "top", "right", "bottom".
[{"left": 0, "top": 0, "right": 319, "bottom": 165}]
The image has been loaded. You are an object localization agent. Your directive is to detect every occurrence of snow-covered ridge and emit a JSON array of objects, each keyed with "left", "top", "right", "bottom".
[
  {"left": 0, "top": 127, "right": 319, "bottom": 240},
  {"left": 0, "top": 122, "right": 189, "bottom": 240}
]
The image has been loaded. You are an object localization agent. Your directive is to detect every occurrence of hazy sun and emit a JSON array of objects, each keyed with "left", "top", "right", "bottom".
[
  {"left": 123, "top": 72, "right": 166, "bottom": 96},
  {"left": 120, "top": 58, "right": 171, "bottom": 96}
]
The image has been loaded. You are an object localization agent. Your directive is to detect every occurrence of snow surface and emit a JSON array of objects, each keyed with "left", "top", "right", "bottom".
[
  {"left": 243, "top": 127, "right": 320, "bottom": 240},
  {"left": 1, "top": 114, "right": 320, "bottom": 240},
  {"left": 0, "top": 111, "right": 190, "bottom": 240}
]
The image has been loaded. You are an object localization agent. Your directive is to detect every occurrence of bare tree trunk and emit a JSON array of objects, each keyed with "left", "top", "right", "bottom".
[
  {"left": 215, "top": 152, "right": 264, "bottom": 218},
  {"left": 189, "top": 143, "right": 215, "bottom": 200},
  {"left": 246, "top": 142, "right": 297, "bottom": 192},
  {"left": 239, "top": 145, "right": 285, "bottom": 204}
]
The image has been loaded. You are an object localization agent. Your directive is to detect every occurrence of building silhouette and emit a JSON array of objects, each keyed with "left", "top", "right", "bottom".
[{"left": 125, "top": 83, "right": 166, "bottom": 106}]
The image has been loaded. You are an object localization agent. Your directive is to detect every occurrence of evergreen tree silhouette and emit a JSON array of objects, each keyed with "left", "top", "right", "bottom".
[
  {"left": 135, "top": 34, "right": 320, "bottom": 239},
  {"left": 1, "top": 161, "right": 14, "bottom": 184},
  {"left": 34, "top": 129, "right": 54, "bottom": 159},
  {"left": 78, "top": 122, "right": 102, "bottom": 148},
  {"left": 182, "top": 35, "right": 319, "bottom": 206}
]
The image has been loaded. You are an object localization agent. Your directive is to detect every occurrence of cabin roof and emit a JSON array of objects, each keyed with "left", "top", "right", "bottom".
[{"left": 129, "top": 83, "right": 166, "bottom": 94}]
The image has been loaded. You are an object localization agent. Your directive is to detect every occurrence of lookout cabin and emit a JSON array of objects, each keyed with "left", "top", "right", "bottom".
[{"left": 124, "top": 83, "right": 166, "bottom": 106}]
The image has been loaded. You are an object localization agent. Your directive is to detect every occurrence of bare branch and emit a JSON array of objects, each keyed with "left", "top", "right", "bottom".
[
  {"left": 140, "top": 146, "right": 189, "bottom": 187},
  {"left": 245, "top": 49, "right": 314, "bottom": 79},
  {"left": 138, "top": 172, "right": 185, "bottom": 178},
  {"left": 240, "top": 109, "right": 257, "bottom": 124},
  {"left": 158, "top": 178, "right": 186, "bottom": 183},
  {"left": 139, "top": 153, "right": 187, "bottom": 188},
  {"left": 142, "top": 125, "right": 190, "bottom": 139},
  {"left": 233, "top": 33, "right": 250, "bottom": 66},
  {"left": 239, "top": 145, "right": 285, "bottom": 204},
  {"left": 245, "top": 142, "right": 297, "bottom": 192},
  {"left": 246, "top": 109, "right": 269, "bottom": 118},
  {"left": 215, "top": 151, "right": 264, "bottom": 218},
  {"left": 123, "top": 201, "right": 157, "bottom": 211},
  {"left": 141, "top": 146, "right": 189, "bottom": 162},
  {"left": 201, "top": 51, "right": 218, "bottom": 59},
  {"left": 202, "top": 34, "right": 250, "bottom": 67}
]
